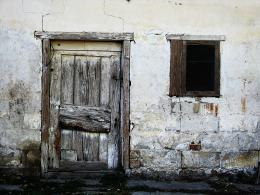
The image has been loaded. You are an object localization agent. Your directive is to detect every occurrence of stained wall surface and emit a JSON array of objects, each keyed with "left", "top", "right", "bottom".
[{"left": 0, "top": 0, "right": 260, "bottom": 175}]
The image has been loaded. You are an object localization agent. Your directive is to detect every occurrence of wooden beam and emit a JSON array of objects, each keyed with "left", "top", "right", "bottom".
[
  {"left": 35, "top": 31, "right": 134, "bottom": 41},
  {"left": 120, "top": 40, "right": 131, "bottom": 170},
  {"left": 41, "top": 39, "right": 51, "bottom": 174},
  {"left": 59, "top": 105, "right": 111, "bottom": 133}
]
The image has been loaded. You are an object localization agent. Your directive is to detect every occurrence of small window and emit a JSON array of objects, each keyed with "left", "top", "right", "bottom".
[{"left": 169, "top": 40, "right": 220, "bottom": 97}]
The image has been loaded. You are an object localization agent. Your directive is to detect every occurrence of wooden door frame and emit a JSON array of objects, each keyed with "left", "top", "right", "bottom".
[{"left": 35, "top": 31, "right": 134, "bottom": 174}]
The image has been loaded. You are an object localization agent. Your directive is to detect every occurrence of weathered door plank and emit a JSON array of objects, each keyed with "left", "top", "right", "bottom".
[
  {"left": 99, "top": 134, "right": 108, "bottom": 163},
  {"left": 74, "top": 56, "right": 88, "bottom": 105},
  {"left": 99, "top": 57, "right": 111, "bottom": 164},
  {"left": 61, "top": 149, "right": 77, "bottom": 161},
  {"left": 87, "top": 56, "right": 101, "bottom": 106},
  {"left": 61, "top": 55, "right": 75, "bottom": 104},
  {"left": 100, "top": 57, "right": 111, "bottom": 107},
  {"left": 83, "top": 133, "right": 100, "bottom": 161},
  {"left": 41, "top": 39, "right": 51, "bottom": 173},
  {"left": 61, "top": 129, "right": 73, "bottom": 149},
  {"left": 49, "top": 49, "right": 62, "bottom": 168},
  {"left": 108, "top": 55, "right": 121, "bottom": 169},
  {"left": 72, "top": 131, "right": 84, "bottom": 161},
  {"left": 73, "top": 55, "right": 88, "bottom": 162}
]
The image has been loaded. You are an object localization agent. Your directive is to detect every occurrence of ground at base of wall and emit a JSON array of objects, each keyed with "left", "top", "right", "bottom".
[
  {"left": 0, "top": 178, "right": 260, "bottom": 194},
  {"left": 129, "top": 168, "right": 259, "bottom": 184},
  {"left": 0, "top": 170, "right": 260, "bottom": 194}
]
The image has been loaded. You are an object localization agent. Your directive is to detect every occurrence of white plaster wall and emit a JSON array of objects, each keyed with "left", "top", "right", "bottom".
[{"left": 0, "top": 0, "right": 260, "bottom": 171}]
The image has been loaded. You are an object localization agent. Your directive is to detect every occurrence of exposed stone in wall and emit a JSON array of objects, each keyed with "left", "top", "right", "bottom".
[
  {"left": 0, "top": 129, "right": 41, "bottom": 167},
  {"left": 182, "top": 151, "right": 220, "bottom": 169},
  {"left": 221, "top": 151, "right": 258, "bottom": 169},
  {"left": 18, "top": 140, "right": 40, "bottom": 168},
  {"left": 130, "top": 150, "right": 141, "bottom": 169}
]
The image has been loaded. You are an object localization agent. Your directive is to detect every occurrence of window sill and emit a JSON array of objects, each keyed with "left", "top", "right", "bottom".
[{"left": 184, "top": 91, "right": 220, "bottom": 98}]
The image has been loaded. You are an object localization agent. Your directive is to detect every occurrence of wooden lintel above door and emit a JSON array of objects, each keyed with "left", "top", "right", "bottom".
[{"left": 34, "top": 31, "right": 134, "bottom": 41}]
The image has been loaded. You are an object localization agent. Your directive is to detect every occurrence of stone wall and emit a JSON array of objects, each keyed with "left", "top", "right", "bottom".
[{"left": 0, "top": 0, "right": 260, "bottom": 177}]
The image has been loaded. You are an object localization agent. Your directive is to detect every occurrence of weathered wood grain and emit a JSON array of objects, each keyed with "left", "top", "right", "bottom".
[
  {"left": 108, "top": 55, "right": 121, "bottom": 169},
  {"left": 99, "top": 134, "right": 108, "bottom": 163},
  {"left": 35, "top": 31, "right": 134, "bottom": 41},
  {"left": 87, "top": 57, "right": 101, "bottom": 106},
  {"left": 74, "top": 56, "right": 88, "bottom": 105},
  {"left": 61, "top": 149, "right": 77, "bottom": 161},
  {"left": 41, "top": 39, "right": 51, "bottom": 174},
  {"left": 59, "top": 105, "right": 111, "bottom": 133},
  {"left": 100, "top": 57, "right": 111, "bottom": 106},
  {"left": 51, "top": 50, "right": 120, "bottom": 58},
  {"left": 99, "top": 57, "right": 111, "bottom": 164},
  {"left": 61, "top": 55, "right": 75, "bottom": 104},
  {"left": 51, "top": 54, "right": 74, "bottom": 168},
  {"left": 121, "top": 40, "right": 131, "bottom": 169},
  {"left": 49, "top": 50, "right": 62, "bottom": 168},
  {"left": 61, "top": 129, "right": 73, "bottom": 149},
  {"left": 72, "top": 131, "right": 83, "bottom": 161},
  {"left": 83, "top": 133, "right": 100, "bottom": 161},
  {"left": 51, "top": 40, "right": 122, "bottom": 52},
  {"left": 169, "top": 40, "right": 184, "bottom": 97}
]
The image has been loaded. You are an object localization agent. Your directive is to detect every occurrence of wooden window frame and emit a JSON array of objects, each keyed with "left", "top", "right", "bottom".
[
  {"left": 167, "top": 35, "right": 224, "bottom": 97},
  {"left": 35, "top": 31, "right": 134, "bottom": 174}
]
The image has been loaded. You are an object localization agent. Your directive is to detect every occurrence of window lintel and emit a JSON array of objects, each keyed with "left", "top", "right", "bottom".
[{"left": 166, "top": 34, "right": 225, "bottom": 41}]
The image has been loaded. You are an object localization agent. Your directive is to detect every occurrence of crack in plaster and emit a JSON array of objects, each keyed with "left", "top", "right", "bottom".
[{"left": 103, "top": 0, "right": 125, "bottom": 32}]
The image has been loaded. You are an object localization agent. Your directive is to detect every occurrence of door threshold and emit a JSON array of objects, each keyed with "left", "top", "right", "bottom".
[
  {"left": 43, "top": 169, "right": 119, "bottom": 179},
  {"left": 58, "top": 161, "right": 108, "bottom": 172}
]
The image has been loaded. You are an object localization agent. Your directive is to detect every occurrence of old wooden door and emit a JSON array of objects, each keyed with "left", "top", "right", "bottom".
[{"left": 48, "top": 41, "right": 121, "bottom": 170}]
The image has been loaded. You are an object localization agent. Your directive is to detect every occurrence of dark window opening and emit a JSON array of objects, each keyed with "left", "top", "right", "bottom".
[{"left": 186, "top": 44, "right": 215, "bottom": 91}]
